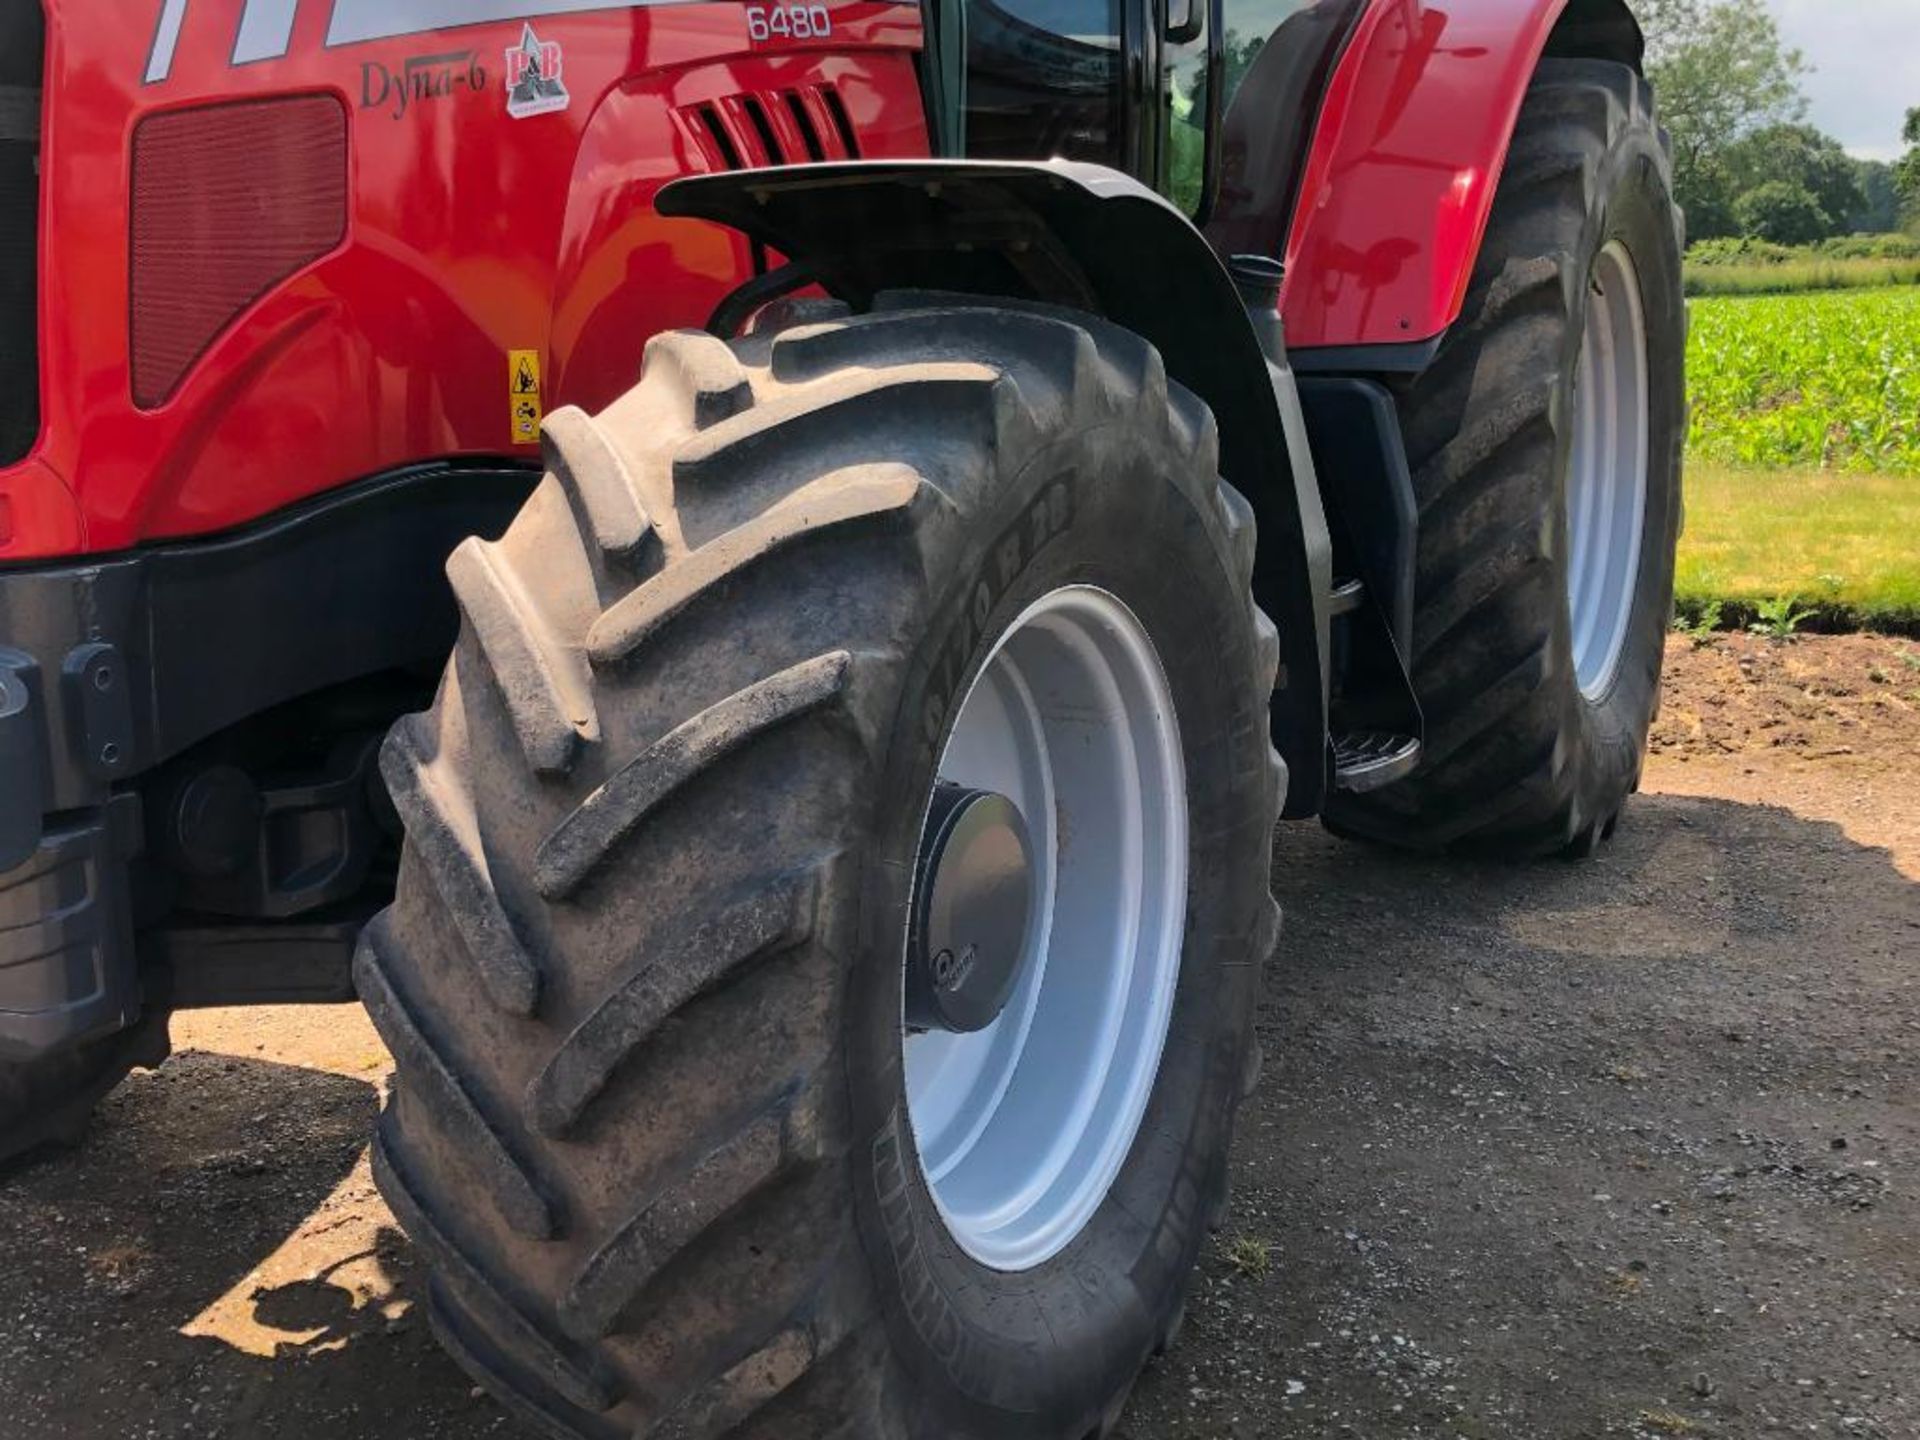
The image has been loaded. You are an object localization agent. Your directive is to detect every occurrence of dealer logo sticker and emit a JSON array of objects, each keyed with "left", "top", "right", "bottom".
[{"left": 504, "top": 23, "right": 569, "bottom": 119}]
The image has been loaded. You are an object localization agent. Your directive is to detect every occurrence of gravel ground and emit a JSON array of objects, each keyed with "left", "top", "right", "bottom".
[{"left": 1, "top": 634, "right": 1916, "bottom": 1440}]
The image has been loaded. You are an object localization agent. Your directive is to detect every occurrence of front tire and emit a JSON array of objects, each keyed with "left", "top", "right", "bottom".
[
  {"left": 363, "top": 298, "right": 1283, "bottom": 1439},
  {"left": 1323, "top": 59, "right": 1685, "bottom": 857}
]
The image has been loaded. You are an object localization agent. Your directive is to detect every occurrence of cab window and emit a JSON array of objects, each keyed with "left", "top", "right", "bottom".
[{"left": 965, "top": 0, "right": 1128, "bottom": 169}]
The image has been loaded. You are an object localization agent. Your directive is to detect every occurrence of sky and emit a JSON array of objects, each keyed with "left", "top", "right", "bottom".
[{"left": 1768, "top": 0, "right": 1919, "bottom": 161}]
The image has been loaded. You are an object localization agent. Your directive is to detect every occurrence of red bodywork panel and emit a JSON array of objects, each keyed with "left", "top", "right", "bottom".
[
  {"left": 1282, "top": 0, "right": 1571, "bottom": 351},
  {"left": 4, "top": 0, "right": 1573, "bottom": 561},
  {"left": 3, "top": 0, "right": 928, "bottom": 560}
]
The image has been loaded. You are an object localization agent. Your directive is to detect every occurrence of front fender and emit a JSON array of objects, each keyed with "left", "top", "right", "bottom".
[
  {"left": 1283, "top": 0, "right": 1642, "bottom": 356},
  {"left": 658, "top": 159, "right": 1331, "bottom": 814}
]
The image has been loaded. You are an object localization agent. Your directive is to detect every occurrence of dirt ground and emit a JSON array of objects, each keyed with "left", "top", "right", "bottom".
[{"left": 2, "top": 633, "right": 1916, "bottom": 1440}]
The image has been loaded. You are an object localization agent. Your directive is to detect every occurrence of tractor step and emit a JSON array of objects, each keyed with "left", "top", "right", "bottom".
[{"left": 1331, "top": 730, "right": 1422, "bottom": 792}]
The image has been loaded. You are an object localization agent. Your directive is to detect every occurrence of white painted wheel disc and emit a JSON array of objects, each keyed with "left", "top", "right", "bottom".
[
  {"left": 903, "top": 584, "right": 1188, "bottom": 1272},
  {"left": 1566, "top": 239, "right": 1652, "bottom": 700}
]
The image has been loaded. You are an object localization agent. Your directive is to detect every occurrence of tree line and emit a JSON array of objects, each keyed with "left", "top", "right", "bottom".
[{"left": 1641, "top": 0, "right": 1920, "bottom": 245}]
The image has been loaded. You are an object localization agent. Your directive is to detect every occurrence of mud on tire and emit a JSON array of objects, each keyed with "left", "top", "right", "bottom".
[{"left": 362, "top": 296, "right": 1284, "bottom": 1439}]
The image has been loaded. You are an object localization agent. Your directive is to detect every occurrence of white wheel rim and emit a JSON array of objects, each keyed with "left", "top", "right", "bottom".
[
  {"left": 1566, "top": 239, "right": 1651, "bottom": 700},
  {"left": 903, "top": 584, "right": 1188, "bottom": 1272}
]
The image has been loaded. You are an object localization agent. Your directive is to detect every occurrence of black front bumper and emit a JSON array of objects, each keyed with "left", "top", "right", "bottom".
[
  {"left": 1, "top": 557, "right": 153, "bottom": 1061},
  {"left": 0, "top": 800, "right": 142, "bottom": 1062},
  {"left": 0, "top": 463, "right": 532, "bottom": 1061}
]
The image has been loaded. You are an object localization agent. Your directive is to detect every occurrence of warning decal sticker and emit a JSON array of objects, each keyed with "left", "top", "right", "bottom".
[{"left": 510, "top": 349, "right": 543, "bottom": 444}]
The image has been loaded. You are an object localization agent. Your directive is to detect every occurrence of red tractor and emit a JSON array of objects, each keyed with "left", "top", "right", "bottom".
[{"left": 1, "top": 0, "right": 1682, "bottom": 1434}]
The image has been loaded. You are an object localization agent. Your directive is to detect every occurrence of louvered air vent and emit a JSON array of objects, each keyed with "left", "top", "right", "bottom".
[{"left": 678, "top": 83, "right": 861, "bottom": 171}]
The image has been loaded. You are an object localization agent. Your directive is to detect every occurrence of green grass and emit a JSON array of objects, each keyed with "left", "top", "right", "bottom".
[
  {"left": 1685, "top": 234, "right": 1920, "bottom": 295},
  {"left": 1687, "top": 287, "right": 1920, "bottom": 476},
  {"left": 1675, "top": 465, "right": 1920, "bottom": 631},
  {"left": 1685, "top": 258, "right": 1920, "bottom": 297}
]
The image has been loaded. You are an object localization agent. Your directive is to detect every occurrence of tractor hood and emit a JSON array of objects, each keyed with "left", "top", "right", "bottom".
[{"left": 0, "top": 1, "right": 930, "bottom": 562}]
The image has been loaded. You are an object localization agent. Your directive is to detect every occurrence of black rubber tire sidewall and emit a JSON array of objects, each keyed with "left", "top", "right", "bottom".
[{"left": 847, "top": 426, "right": 1271, "bottom": 1438}]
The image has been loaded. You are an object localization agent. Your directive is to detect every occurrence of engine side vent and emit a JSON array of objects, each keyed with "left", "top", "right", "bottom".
[
  {"left": 130, "top": 94, "right": 348, "bottom": 409},
  {"left": 737, "top": 94, "right": 782, "bottom": 165},
  {"left": 685, "top": 101, "right": 745, "bottom": 170},
  {"left": 0, "top": 1, "right": 44, "bottom": 466},
  {"left": 784, "top": 92, "right": 826, "bottom": 161},
  {"left": 817, "top": 84, "right": 860, "bottom": 159},
  {"left": 677, "top": 83, "right": 861, "bottom": 172}
]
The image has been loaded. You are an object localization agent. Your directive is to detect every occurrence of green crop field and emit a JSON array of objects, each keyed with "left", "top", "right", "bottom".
[
  {"left": 1680, "top": 286, "right": 1920, "bottom": 631},
  {"left": 1687, "top": 286, "right": 1920, "bottom": 476}
]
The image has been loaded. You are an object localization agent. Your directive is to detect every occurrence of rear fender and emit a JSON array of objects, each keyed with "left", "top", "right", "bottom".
[
  {"left": 659, "top": 160, "right": 1331, "bottom": 814},
  {"left": 1282, "top": 0, "right": 1643, "bottom": 357}
]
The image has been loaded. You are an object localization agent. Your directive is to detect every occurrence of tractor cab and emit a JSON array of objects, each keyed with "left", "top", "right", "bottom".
[{"left": 948, "top": 0, "right": 1364, "bottom": 243}]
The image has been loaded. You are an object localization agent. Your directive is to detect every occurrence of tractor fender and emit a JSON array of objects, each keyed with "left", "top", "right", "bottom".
[
  {"left": 658, "top": 159, "right": 1331, "bottom": 814},
  {"left": 1283, "top": 0, "right": 1643, "bottom": 358}
]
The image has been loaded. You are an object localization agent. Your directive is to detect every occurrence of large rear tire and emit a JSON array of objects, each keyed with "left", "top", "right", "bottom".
[
  {"left": 363, "top": 298, "right": 1284, "bottom": 1439},
  {"left": 1323, "top": 58, "right": 1685, "bottom": 857}
]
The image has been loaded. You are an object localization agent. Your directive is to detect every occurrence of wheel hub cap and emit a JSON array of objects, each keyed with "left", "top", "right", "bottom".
[{"left": 906, "top": 784, "right": 1037, "bottom": 1036}]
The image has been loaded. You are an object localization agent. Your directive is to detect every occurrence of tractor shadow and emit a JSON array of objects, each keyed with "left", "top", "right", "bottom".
[
  {"left": 0, "top": 1046, "right": 490, "bottom": 1438},
  {"left": 1124, "top": 790, "right": 1920, "bottom": 1440},
  {"left": 3, "top": 791, "right": 1915, "bottom": 1440}
]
